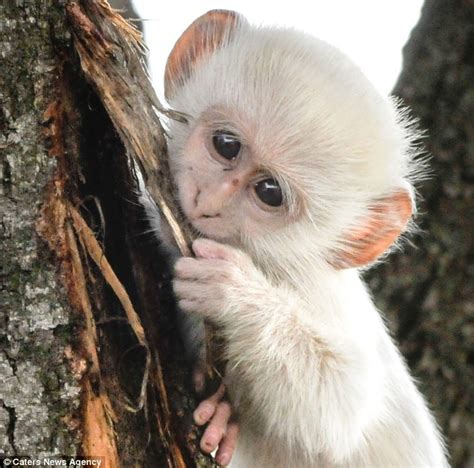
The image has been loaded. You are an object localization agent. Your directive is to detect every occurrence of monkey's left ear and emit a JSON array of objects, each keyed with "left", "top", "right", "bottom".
[
  {"left": 335, "top": 190, "right": 413, "bottom": 269},
  {"left": 164, "top": 10, "right": 243, "bottom": 100}
]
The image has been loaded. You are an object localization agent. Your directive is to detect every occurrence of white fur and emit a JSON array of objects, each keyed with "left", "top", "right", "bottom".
[
  {"left": 222, "top": 261, "right": 446, "bottom": 467},
  {"left": 151, "top": 14, "right": 448, "bottom": 468}
]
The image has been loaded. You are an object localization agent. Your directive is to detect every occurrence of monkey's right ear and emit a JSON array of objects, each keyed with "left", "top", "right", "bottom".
[
  {"left": 334, "top": 189, "right": 413, "bottom": 269},
  {"left": 164, "top": 10, "right": 243, "bottom": 100}
]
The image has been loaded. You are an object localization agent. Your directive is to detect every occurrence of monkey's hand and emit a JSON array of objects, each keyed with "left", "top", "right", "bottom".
[
  {"left": 173, "top": 238, "right": 261, "bottom": 321},
  {"left": 174, "top": 239, "right": 253, "bottom": 465}
]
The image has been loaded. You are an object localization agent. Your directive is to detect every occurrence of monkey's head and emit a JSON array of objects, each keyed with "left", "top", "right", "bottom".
[{"left": 164, "top": 10, "right": 423, "bottom": 272}]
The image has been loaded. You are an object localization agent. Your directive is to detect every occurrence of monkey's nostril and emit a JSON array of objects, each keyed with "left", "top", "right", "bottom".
[
  {"left": 202, "top": 213, "right": 221, "bottom": 219},
  {"left": 193, "top": 189, "right": 201, "bottom": 208}
]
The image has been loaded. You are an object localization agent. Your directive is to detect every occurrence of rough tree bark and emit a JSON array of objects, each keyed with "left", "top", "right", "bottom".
[
  {"left": 1, "top": 1, "right": 214, "bottom": 466},
  {"left": 366, "top": 1, "right": 474, "bottom": 466}
]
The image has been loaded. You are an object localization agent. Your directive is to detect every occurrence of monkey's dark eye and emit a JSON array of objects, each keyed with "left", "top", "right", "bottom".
[
  {"left": 212, "top": 131, "right": 241, "bottom": 161},
  {"left": 254, "top": 178, "right": 283, "bottom": 207}
]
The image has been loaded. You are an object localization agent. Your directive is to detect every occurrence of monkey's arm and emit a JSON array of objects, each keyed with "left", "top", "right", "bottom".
[{"left": 174, "top": 239, "right": 383, "bottom": 462}]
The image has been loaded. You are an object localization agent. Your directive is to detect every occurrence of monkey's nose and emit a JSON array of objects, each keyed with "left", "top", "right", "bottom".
[
  {"left": 193, "top": 180, "right": 238, "bottom": 218},
  {"left": 193, "top": 199, "right": 222, "bottom": 219}
]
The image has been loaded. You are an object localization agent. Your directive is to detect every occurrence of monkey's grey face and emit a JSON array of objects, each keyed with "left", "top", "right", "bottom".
[{"left": 171, "top": 113, "right": 296, "bottom": 244}]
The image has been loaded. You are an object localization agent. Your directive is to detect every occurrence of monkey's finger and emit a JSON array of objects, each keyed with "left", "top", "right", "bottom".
[
  {"left": 193, "top": 384, "right": 226, "bottom": 425},
  {"left": 200, "top": 400, "right": 232, "bottom": 454},
  {"left": 174, "top": 285, "right": 215, "bottom": 318},
  {"left": 175, "top": 257, "right": 233, "bottom": 282},
  {"left": 173, "top": 278, "right": 228, "bottom": 318},
  {"left": 173, "top": 280, "right": 208, "bottom": 303},
  {"left": 174, "top": 256, "right": 199, "bottom": 277},
  {"left": 193, "top": 238, "right": 244, "bottom": 264},
  {"left": 174, "top": 279, "right": 196, "bottom": 298},
  {"left": 215, "top": 421, "right": 240, "bottom": 466}
]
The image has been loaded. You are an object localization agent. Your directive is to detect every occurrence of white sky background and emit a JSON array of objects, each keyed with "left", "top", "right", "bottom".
[{"left": 132, "top": 1, "right": 423, "bottom": 101}]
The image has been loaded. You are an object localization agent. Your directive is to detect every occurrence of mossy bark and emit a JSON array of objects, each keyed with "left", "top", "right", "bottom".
[
  {"left": 0, "top": 0, "right": 80, "bottom": 457},
  {"left": 366, "top": 1, "right": 474, "bottom": 466}
]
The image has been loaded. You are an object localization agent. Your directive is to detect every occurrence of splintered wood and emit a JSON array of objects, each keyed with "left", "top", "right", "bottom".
[{"left": 39, "top": 100, "right": 121, "bottom": 466}]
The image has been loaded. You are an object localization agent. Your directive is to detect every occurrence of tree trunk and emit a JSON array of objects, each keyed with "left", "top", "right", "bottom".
[
  {"left": 366, "top": 1, "right": 474, "bottom": 466},
  {"left": 1, "top": 1, "right": 213, "bottom": 466}
]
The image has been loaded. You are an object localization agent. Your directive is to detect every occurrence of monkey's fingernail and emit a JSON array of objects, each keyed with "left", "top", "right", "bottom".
[
  {"left": 216, "top": 452, "right": 230, "bottom": 466},
  {"left": 193, "top": 409, "right": 209, "bottom": 425},
  {"left": 201, "top": 435, "right": 218, "bottom": 453}
]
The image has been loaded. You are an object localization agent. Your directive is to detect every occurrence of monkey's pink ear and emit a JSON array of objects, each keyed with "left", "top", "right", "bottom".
[
  {"left": 335, "top": 190, "right": 413, "bottom": 269},
  {"left": 164, "top": 10, "right": 242, "bottom": 100}
]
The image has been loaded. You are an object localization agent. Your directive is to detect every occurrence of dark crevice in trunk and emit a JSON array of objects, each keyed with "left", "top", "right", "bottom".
[{"left": 3, "top": 403, "right": 17, "bottom": 454}]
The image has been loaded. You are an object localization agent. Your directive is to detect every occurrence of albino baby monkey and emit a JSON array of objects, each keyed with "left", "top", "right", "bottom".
[{"left": 150, "top": 9, "right": 448, "bottom": 468}]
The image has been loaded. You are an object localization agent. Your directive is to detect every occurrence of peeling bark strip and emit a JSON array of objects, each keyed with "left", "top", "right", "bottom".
[{"left": 64, "top": 221, "right": 119, "bottom": 465}]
